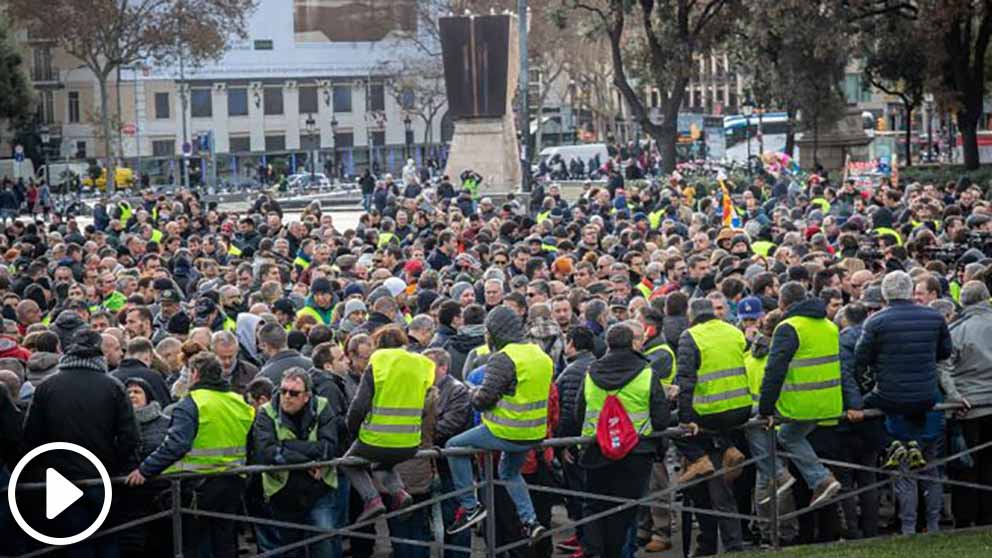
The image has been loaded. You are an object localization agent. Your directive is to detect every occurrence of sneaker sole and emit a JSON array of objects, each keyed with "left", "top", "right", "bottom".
[
  {"left": 447, "top": 509, "right": 487, "bottom": 535},
  {"left": 757, "top": 476, "right": 796, "bottom": 506},
  {"left": 810, "top": 480, "right": 842, "bottom": 508},
  {"left": 529, "top": 526, "right": 547, "bottom": 544}
]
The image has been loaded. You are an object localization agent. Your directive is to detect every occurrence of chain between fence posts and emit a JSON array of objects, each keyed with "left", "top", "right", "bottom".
[
  {"left": 171, "top": 479, "right": 184, "bottom": 558},
  {"left": 484, "top": 452, "right": 497, "bottom": 558},
  {"left": 769, "top": 434, "right": 780, "bottom": 551}
]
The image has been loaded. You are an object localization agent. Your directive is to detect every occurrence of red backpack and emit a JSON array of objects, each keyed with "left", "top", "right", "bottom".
[{"left": 595, "top": 393, "right": 640, "bottom": 461}]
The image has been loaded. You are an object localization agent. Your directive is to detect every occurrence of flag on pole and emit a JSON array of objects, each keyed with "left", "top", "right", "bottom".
[{"left": 720, "top": 178, "right": 735, "bottom": 227}]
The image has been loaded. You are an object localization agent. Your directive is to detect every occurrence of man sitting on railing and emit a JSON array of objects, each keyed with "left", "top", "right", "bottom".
[
  {"left": 444, "top": 306, "right": 553, "bottom": 543},
  {"left": 753, "top": 282, "right": 846, "bottom": 510}
]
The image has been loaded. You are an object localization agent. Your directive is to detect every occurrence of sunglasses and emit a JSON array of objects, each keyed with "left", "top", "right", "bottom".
[{"left": 280, "top": 388, "right": 304, "bottom": 398}]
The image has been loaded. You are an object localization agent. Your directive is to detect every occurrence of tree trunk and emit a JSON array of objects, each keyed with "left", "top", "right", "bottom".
[
  {"left": 959, "top": 113, "right": 980, "bottom": 170},
  {"left": 116, "top": 66, "right": 124, "bottom": 160},
  {"left": 785, "top": 108, "right": 797, "bottom": 157},
  {"left": 903, "top": 104, "right": 913, "bottom": 167},
  {"left": 655, "top": 118, "right": 678, "bottom": 174},
  {"left": 97, "top": 73, "right": 116, "bottom": 193}
]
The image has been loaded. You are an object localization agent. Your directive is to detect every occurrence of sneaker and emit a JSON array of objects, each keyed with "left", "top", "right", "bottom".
[
  {"left": 644, "top": 535, "right": 672, "bottom": 552},
  {"left": 722, "top": 446, "right": 746, "bottom": 482},
  {"left": 906, "top": 441, "right": 928, "bottom": 470},
  {"left": 447, "top": 505, "right": 486, "bottom": 535},
  {"left": 883, "top": 440, "right": 907, "bottom": 470},
  {"left": 390, "top": 489, "right": 413, "bottom": 512},
  {"left": 355, "top": 496, "right": 386, "bottom": 523},
  {"left": 757, "top": 471, "right": 797, "bottom": 505},
  {"left": 523, "top": 520, "right": 547, "bottom": 544},
  {"left": 810, "top": 475, "right": 842, "bottom": 508},
  {"left": 556, "top": 535, "right": 580, "bottom": 553},
  {"left": 679, "top": 455, "right": 715, "bottom": 483}
]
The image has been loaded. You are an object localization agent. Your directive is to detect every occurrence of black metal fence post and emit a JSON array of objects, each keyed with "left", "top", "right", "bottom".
[
  {"left": 769, "top": 430, "right": 781, "bottom": 551},
  {"left": 171, "top": 479, "right": 184, "bottom": 558},
  {"left": 484, "top": 452, "right": 497, "bottom": 558}
]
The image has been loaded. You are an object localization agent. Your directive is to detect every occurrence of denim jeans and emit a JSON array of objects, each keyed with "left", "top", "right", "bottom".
[
  {"left": 437, "top": 474, "right": 471, "bottom": 557},
  {"left": 445, "top": 423, "right": 537, "bottom": 524},
  {"left": 273, "top": 489, "right": 343, "bottom": 558},
  {"left": 749, "top": 422, "right": 830, "bottom": 490},
  {"left": 387, "top": 494, "right": 431, "bottom": 558},
  {"left": 362, "top": 194, "right": 372, "bottom": 212},
  {"left": 894, "top": 440, "right": 942, "bottom": 535}
]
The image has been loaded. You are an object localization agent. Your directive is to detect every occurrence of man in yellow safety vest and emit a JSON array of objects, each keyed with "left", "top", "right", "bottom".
[
  {"left": 126, "top": 352, "right": 254, "bottom": 558},
  {"left": 445, "top": 306, "right": 553, "bottom": 543},
  {"left": 752, "top": 281, "right": 848, "bottom": 510}
]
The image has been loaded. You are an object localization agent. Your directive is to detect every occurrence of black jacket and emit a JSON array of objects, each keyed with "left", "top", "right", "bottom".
[
  {"left": 433, "top": 374, "right": 472, "bottom": 446},
  {"left": 853, "top": 299, "right": 953, "bottom": 411},
  {"left": 574, "top": 348, "right": 670, "bottom": 468},
  {"left": 353, "top": 312, "right": 394, "bottom": 335},
  {"left": 134, "top": 401, "right": 170, "bottom": 461},
  {"left": 252, "top": 392, "right": 340, "bottom": 512},
  {"left": 258, "top": 350, "right": 313, "bottom": 385},
  {"left": 1, "top": 388, "right": 23, "bottom": 469},
  {"left": 758, "top": 298, "right": 829, "bottom": 417},
  {"left": 556, "top": 351, "right": 595, "bottom": 437},
  {"left": 23, "top": 355, "right": 140, "bottom": 478},
  {"left": 112, "top": 358, "right": 172, "bottom": 406},
  {"left": 444, "top": 325, "right": 486, "bottom": 381}
]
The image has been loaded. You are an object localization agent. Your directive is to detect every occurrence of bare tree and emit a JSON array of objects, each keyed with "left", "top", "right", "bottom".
[{"left": 10, "top": 0, "right": 257, "bottom": 190}]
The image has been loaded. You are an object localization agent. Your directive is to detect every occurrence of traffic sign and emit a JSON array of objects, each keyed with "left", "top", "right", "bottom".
[
  {"left": 182, "top": 141, "right": 192, "bottom": 155},
  {"left": 14, "top": 144, "right": 24, "bottom": 162}
]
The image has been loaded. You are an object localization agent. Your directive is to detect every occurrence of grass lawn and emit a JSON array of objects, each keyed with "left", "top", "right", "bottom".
[{"left": 734, "top": 530, "right": 992, "bottom": 558}]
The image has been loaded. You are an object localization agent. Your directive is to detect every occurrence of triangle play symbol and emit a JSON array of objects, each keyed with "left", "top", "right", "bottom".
[{"left": 46, "top": 468, "right": 84, "bottom": 519}]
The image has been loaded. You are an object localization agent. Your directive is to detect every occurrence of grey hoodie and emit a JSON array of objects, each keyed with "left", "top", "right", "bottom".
[
  {"left": 939, "top": 302, "right": 992, "bottom": 419},
  {"left": 26, "top": 351, "right": 59, "bottom": 385}
]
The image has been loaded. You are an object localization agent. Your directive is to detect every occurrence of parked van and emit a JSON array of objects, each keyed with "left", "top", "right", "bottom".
[
  {"left": 36, "top": 162, "right": 89, "bottom": 185},
  {"left": 534, "top": 143, "right": 610, "bottom": 173}
]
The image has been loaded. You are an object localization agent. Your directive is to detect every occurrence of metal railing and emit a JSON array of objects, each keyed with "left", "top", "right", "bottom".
[{"left": 3, "top": 401, "right": 990, "bottom": 557}]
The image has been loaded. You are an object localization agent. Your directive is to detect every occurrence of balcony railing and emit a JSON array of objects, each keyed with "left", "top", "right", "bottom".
[{"left": 32, "top": 66, "right": 60, "bottom": 83}]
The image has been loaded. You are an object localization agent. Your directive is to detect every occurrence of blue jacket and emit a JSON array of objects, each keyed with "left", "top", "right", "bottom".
[{"left": 853, "top": 300, "right": 953, "bottom": 412}]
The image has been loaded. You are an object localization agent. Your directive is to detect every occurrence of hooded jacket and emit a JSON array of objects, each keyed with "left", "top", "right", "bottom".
[
  {"left": 939, "top": 301, "right": 992, "bottom": 418},
  {"left": 134, "top": 400, "right": 170, "bottom": 461},
  {"left": 50, "top": 311, "right": 86, "bottom": 351},
  {"left": 26, "top": 351, "right": 59, "bottom": 385},
  {"left": 258, "top": 350, "right": 313, "bottom": 385},
  {"left": 111, "top": 358, "right": 173, "bottom": 407},
  {"left": 444, "top": 323, "right": 486, "bottom": 381},
  {"left": 574, "top": 348, "right": 670, "bottom": 468}
]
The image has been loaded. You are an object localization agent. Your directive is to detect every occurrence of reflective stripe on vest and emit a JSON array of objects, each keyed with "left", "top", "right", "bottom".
[
  {"left": 261, "top": 397, "right": 338, "bottom": 499},
  {"left": 643, "top": 342, "right": 675, "bottom": 385},
  {"left": 686, "top": 320, "right": 751, "bottom": 416},
  {"left": 165, "top": 389, "right": 254, "bottom": 474},
  {"left": 774, "top": 316, "right": 842, "bottom": 422},
  {"left": 481, "top": 343, "right": 552, "bottom": 441},
  {"left": 358, "top": 348, "right": 434, "bottom": 449},
  {"left": 581, "top": 366, "right": 652, "bottom": 437}
]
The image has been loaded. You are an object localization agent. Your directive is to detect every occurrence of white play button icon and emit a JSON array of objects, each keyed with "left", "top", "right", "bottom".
[
  {"left": 46, "top": 468, "right": 84, "bottom": 519},
  {"left": 7, "top": 442, "right": 113, "bottom": 546}
]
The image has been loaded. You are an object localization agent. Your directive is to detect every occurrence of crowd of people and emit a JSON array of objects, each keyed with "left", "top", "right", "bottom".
[{"left": 1, "top": 158, "right": 992, "bottom": 558}]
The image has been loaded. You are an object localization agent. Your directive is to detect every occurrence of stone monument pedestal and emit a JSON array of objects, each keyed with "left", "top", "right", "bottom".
[
  {"left": 797, "top": 107, "right": 872, "bottom": 172},
  {"left": 444, "top": 114, "right": 521, "bottom": 193}
]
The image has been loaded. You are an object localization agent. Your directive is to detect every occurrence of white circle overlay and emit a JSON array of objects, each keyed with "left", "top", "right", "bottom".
[{"left": 7, "top": 442, "right": 113, "bottom": 546}]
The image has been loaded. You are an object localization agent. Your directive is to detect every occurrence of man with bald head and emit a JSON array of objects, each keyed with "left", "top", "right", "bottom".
[{"left": 101, "top": 333, "right": 123, "bottom": 371}]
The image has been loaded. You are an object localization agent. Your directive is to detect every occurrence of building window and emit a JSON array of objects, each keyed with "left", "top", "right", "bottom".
[
  {"left": 263, "top": 88, "right": 283, "bottom": 115},
  {"left": 68, "top": 91, "right": 80, "bottom": 123},
  {"left": 152, "top": 140, "right": 174, "bottom": 157},
  {"left": 369, "top": 83, "right": 385, "bottom": 111},
  {"left": 265, "top": 135, "right": 286, "bottom": 152},
  {"left": 371, "top": 131, "right": 385, "bottom": 146},
  {"left": 299, "top": 86, "right": 318, "bottom": 114},
  {"left": 154, "top": 92, "right": 170, "bottom": 119},
  {"left": 253, "top": 39, "right": 274, "bottom": 50},
  {"left": 333, "top": 85, "right": 352, "bottom": 113},
  {"left": 41, "top": 91, "right": 55, "bottom": 124},
  {"left": 190, "top": 89, "right": 212, "bottom": 118},
  {"left": 228, "top": 88, "right": 248, "bottom": 116},
  {"left": 334, "top": 132, "right": 354, "bottom": 148},
  {"left": 75, "top": 141, "right": 86, "bottom": 158},
  {"left": 229, "top": 136, "right": 251, "bottom": 153},
  {"left": 300, "top": 132, "right": 320, "bottom": 151}
]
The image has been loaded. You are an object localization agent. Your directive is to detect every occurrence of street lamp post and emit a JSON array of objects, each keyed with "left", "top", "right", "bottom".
[
  {"left": 403, "top": 114, "right": 413, "bottom": 161},
  {"left": 40, "top": 126, "right": 51, "bottom": 189},
  {"left": 305, "top": 113, "right": 317, "bottom": 185},
  {"left": 742, "top": 98, "right": 754, "bottom": 176},
  {"left": 330, "top": 114, "right": 339, "bottom": 181}
]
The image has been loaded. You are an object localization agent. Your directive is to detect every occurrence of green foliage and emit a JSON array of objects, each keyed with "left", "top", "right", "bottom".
[
  {"left": 737, "top": 529, "right": 992, "bottom": 558},
  {"left": 0, "top": 17, "right": 33, "bottom": 126},
  {"left": 900, "top": 165, "right": 992, "bottom": 192}
]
